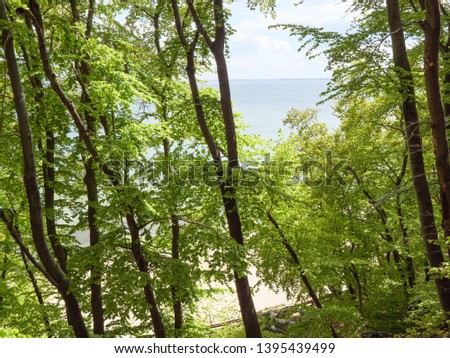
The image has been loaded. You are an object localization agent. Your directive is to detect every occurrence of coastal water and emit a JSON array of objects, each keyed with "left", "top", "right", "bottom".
[{"left": 205, "top": 78, "right": 338, "bottom": 138}]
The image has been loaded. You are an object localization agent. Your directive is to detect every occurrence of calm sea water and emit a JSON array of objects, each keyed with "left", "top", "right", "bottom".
[{"left": 205, "top": 78, "right": 338, "bottom": 139}]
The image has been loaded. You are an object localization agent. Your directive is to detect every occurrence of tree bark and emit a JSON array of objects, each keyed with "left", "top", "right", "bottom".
[
  {"left": 395, "top": 151, "right": 415, "bottom": 288},
  {"left": 190, "top": 0, "right": 261, "bottom": 337},
  {"left": 151, "top": 4, "right": 184, "bottom": 333},
  {"left": 396, "top": 193, "right": 415, "bottom": 288},
  {"left": 20, "top": 249, "right": 53, "bottom": 336},
  {"left": 386, "top": 0, "right": 450, "bottom": 317},
  {"left": 423, "top": 0, "right": 450, "bottom": 237},
  {"left": 170, "top": 215, "right": 183, "bottom": 336},
  {"left": 434, "top": 2, "right": 450, "bottom": 118},
  {"left": 349, "top": 263, "right": 364, "bottom": 316},
  {"left": 83, "top": 157, "right": 105, "bottom": 335},
  {"left": 19, "top": 18, "right": 68, "bottom": 273},
  {"left": 41, "top": 131, "right": 68, "bottom": 272},
  {"left": 126, "top": 210, "right": 166, "bottom": 337}
]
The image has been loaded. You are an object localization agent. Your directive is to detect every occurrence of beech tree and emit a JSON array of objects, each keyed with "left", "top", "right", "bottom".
[
  {"left": 0, "top": 0, "right": 89, "bottom": 338},
  {"left": 171, "top": 0, "right": 261, "bottom": 338},
  {"left": 386, "top": 0, "right": 450, "bottom": 317},
  {"left": 275, "top": 0, "right": 450, "bottom": 326}
]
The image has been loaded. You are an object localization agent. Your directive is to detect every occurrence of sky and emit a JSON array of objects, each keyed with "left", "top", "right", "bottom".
[{"left": 210, "top": 0, "right": 356, "bottom": 80}]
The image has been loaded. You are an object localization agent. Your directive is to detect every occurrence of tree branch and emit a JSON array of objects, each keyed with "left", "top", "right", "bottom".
[
  {"left": 0, "top": 209, "right": 58, "bottom": 287},
  {"left": 186, "top": 0, "right": 214, "bottom": 49}
]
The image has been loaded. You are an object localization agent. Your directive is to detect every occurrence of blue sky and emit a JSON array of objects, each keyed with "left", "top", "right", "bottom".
[{"left": 211, "top": 0, "right": 355, "bottom": 80}]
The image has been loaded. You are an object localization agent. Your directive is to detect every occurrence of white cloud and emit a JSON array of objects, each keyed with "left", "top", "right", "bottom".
[
  {"left": 275, "top": 1, "right": 354, "bottom": 28},
  {"left": 255, "top": 35, "right": 291, "bottom": 52},
  {"left": 235, "top": 33, "right": 291, "bottom": 52},
  {"left": 218, "top": 0, "right": 356, "bottom": 79}
]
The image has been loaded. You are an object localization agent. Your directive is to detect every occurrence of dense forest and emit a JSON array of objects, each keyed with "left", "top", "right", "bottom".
[{"left": 0, "top": 0, "right": 450, "bottom": 338}]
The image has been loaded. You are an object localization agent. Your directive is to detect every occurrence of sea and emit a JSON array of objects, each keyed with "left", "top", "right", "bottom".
[{"left": 205, "top": 78, "right": 338, "bottom": 139}]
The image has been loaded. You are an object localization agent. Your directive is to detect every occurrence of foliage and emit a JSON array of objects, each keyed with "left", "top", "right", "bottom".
[{"left": 0, "top": 0, "right": 449, "bottom": 338}]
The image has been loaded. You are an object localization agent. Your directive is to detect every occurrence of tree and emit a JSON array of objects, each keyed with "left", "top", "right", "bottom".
[
  {"left": 386, "top": 0, "right": 450, "bottom": 317},
  {"left": 276, "top": 0, "right": 450, "bottom": 324},
  {"left": 171, "top": 0, "right": 262, "bottom": 337},
  {"left": 0, "top": 0, "right": 89, "bottom": 337}
]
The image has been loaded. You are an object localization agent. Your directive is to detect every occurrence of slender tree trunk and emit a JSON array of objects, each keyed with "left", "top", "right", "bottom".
[
  {"left": 20, "top": 249, "right": 53, "bottom": 336},
  {"left": 349, "top": 263, "right": 364, "bottom": 316},
  {"left": 41, "top": 131, "right": 68, "bottom": 272},
  {"left": 1, "top": 254, "right": 6, "bottom": 280},
  {"left": 386, "top": 0, "right": 450, "bottom": 317},
  {"left": 436, "top": 2, "right": 450, "bottom": 119},
  {"left": 395, "top": 151, "right": 415, "bottom": 288},
  {"left": 224, "top": 191, "right": 261, "bottom": 337},
  {"left": 170, "top": 215, "right": 183, "bottom": 336},
  {"left": 163, "top": 134, "right": 183, "bottom": 336},
  {"left": 443, "top": 74, "right": 450, "bottom": 118},
  {"left": 197, "top": 0, "right": 261, "bottom": 337},
  {"left": 423, "top": 0, "right": 450, "bottom": 237},
  {"left": 348, "top": 282, "right": 357, "bottom": 300},
  {"left": 126, "top": 210, "right": 166, "bottom": 337},
  {"left": 396, "top": 193, "right": 415, "bottom": 288},
  {"left": 152, "top": 2, "right": 185, "bottom": 331},
  {"left": 266, "top": 212, "right": 322, "bottom": 307},
  {"left": 80, "top": 43, "right": 106, "bottom": 338},
  {"left": 19, "top": 22, "right": 68, "bottom": 272},
  {"left": 83, "top": 158, "right": 105, "bottom": 335}
]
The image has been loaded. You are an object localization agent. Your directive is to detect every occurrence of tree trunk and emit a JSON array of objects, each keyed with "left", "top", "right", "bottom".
[
  {"left": 207, "top": 0, "right": 261, "bottom": 338},
  {"left": 19, "top": 21, "right": 68, "bottom": 272},
  {"left": 41, "top": 131, "right": 68, "bottom": 272},
  {"left": 20, "top": 249, "right": 53, "bottom": 336},
  {"left": 266, "top": 212, "right": 322, "bottom": 308},
  {"left": 436, "top": 2, "right": 450, "bottom": 123},
  {"left": 423, "top": 0, "right": 450, "bottom": 237},
  {"left": 153, "top": 2, "right": 185, "bottom": 331},
  {"left": 349, "top": 263, "right": 364, "bottom": 316},
  {"left": 396, "top": 192, "right": 415, "bottom": 288},
  {"left": 83, "top": 157, "right": 105, "bottom": 335},
  {"left": 126, "top": 210, "right": 166, "bottom": 338},
  {"left": 386, "top": 0, "right": 450, "bottom": 317},
  {"left": 171, "top": 215, "right": 183, "bottom": 337},
  {"left": 395, "top": 151, "right": 415, "bottom": 288}
]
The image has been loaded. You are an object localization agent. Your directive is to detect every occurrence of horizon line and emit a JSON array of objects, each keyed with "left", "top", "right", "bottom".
[{"left": 204, "top": 77, "right": 331, "bottom": 81}]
